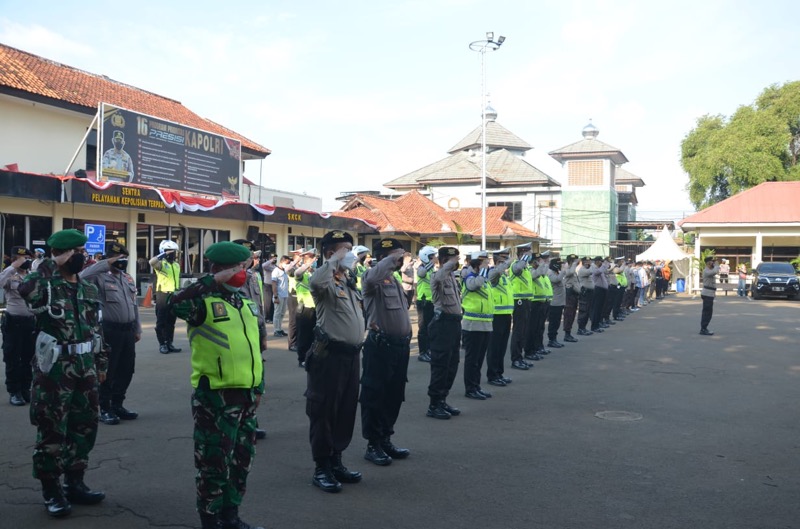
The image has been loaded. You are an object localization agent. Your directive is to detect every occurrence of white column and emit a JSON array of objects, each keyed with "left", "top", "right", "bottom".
[{"left": 754, "top": 232, "right": 763, "bottom": 266}]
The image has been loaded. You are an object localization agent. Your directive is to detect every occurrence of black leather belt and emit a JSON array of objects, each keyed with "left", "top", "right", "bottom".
[{"left": 103, "top": 321, "right": 138, "bottom": 331}]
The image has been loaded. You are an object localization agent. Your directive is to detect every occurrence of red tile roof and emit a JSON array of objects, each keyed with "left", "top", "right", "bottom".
[
  {"left": 0, "top": 43, "right": 269, "bottom": 157},
  {"left": 333, "top": 190, "right": 540, "bottom": 239},
  {"left": 679, "top": 182, "right": 800, "bottom": 226}
]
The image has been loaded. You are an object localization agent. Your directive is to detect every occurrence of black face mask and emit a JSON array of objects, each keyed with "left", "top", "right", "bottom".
[
  {"left": 64, "top": 253, "right": 86, "bottom": 275},
  {"left": 112, "top": 259, "right": 128, "bottom": 271},
  {"left": 20, "top": 259, "right": 32, "bottom": 270},
  {"left": 165, "top": 253, "right": 176, "bottom": 263}
]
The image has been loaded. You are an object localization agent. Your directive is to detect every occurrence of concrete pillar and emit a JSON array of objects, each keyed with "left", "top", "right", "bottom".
[{"left": 754, "top": 232, "right": 763, "bottom": 267}]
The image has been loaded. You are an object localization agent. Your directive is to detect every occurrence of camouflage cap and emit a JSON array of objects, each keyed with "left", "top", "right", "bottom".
[
  {"left": 204, "top": 241, "right": 251, "bottom": 265},
  {"left": 105, "top": 241, "right": 129, "bottom": 256},
  {"left": 113, "top": 130, "right": 125, "bottom": 140},
  {"left": 47, "top": 229, "right": 88, "bottom": 250}
]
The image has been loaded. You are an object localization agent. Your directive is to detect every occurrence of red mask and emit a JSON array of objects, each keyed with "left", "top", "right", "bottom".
[{"left": 226, "top": 270, "right": 247, "bottom": 289}]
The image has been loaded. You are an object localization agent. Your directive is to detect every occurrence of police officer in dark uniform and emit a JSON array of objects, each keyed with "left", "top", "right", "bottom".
[
  {"left": 426, "top": 246, "right": 463, "bottom": 419},
  {"left": 81, "top": 242, "right": 141, "bottom": 425},
  {"left": 294, "top": 248, "right": 318, "bottom": 368},
  {"left": 360, "top": 238, "right": 412, "bottom": 466},
  {"left": 168, "top": 241, "right": 266, "bottom": 529},
  {"left": 1, "top": 246, "right": 36, "bottom": 406},
  {"left": 305, "top": 230, "right": 364, "bottom": 493},
  {"left": 19, "top": 229, "right": 108, "bottom": 518}
]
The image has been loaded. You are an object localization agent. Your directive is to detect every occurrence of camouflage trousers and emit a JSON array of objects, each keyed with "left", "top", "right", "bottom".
[
  {"left": 30, "top": 353, "right": 99, "bottom": 481},
  {"left": 191, "top": 385, "right": 258, "bottom": 515}
]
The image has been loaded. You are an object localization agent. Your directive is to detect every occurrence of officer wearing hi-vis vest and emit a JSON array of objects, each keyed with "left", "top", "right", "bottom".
[
  {"left": 486, "top": 247, "right": 514, "bottom": 387},
  {"left": 460, "top": 251, "right": 495, "bottom": 401},
  {"left": 149, "top": 240, "right": 182, "bottom": 354},
  {"left": 508, "top": 243, "right": 535, "bottom": 371},
  {"left": 525, "top": 252, "right": 551, "bottom": 362},
  {"left": 294, "top": 248, "right": 318, "bottom": 368},
  {"left": 415, "top": 246, "right": 438, "bottom": 363},
  {"left": 167, "top": 241, "right": 267, "bottom": 529}
]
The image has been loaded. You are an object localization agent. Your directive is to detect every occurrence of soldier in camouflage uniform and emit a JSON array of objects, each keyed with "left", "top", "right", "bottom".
[
  {"left": 169, "top": 241, "right": 266, "bottom": 529},
  {"left": 18, "top": 229, "right": 109, "bottom": 518}
]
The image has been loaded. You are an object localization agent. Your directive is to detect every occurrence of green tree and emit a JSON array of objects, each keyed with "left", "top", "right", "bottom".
[{"left": 681, "top": 81, "right": 800, "bottom": 209}]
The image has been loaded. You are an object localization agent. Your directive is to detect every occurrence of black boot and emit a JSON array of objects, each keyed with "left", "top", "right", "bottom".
[
  {"left": 63, "top": 471, "right": 105, "bottom": 505},
  {"left": 364, "top": 441, "right": 392, "bottom": 466},
  {"left": 426, "top": 399, "right": 451, "bottom": 420},
  {"left": 9, "top": 392, "right": 25, "bottom": 406},
  {"left": 219, "top": 506, "right": 264, "bottom": 529},
  {"left": 311, "top": 459, "right": 342, "bottom": 493},
  {"left": 199, "top": 512, "right": 221, "bottom": 529},
  {"left": 380, "top": 437, "right": 410, "bottom": 459},
  {"left": 330, "top": 453, "right": 362, "bottom": 483},
  {"left": 42, "top": 479, "right": 71, "bottom": 518},
  {"left": 168, "top": 342, "right": 182, "bottom": 352}
]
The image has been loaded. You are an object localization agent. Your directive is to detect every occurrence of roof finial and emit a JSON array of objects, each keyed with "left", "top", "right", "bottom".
[
  {"left": 582, "top": 118, "right": 599, "bottom": 139},
  {"left": 484, "top": 100, "right": 497, "bottom": 122}
]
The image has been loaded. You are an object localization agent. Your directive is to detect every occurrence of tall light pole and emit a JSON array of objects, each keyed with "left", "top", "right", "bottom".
[{"left": 470, "top": 32, "right": 505, "bottom": 251}]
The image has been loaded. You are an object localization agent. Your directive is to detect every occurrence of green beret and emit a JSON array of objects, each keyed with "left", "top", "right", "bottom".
[
  {"left": 47, "top": 229, "right": 88, "bottom": 250},
  {"left": 105, "top": 242, "right": 129, "bottom": 256},
  {"left": 205, "top": 241, "right": 251, "bottom": 265}
]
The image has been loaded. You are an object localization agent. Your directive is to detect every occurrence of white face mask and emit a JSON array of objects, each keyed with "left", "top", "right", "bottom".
[{"left": 340, "top": 252, "right": 357, "bottom": 271}]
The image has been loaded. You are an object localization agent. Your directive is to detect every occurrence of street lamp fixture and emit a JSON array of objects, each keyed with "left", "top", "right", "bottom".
[{"left": 469, "top": 32, "right": 506, "bottom": 251}]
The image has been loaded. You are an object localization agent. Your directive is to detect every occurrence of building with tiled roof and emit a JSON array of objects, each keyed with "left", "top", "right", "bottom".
[
  {"left": 678, "top": 182, "right": 800, "bottom": 266},
  {"left": 383, "top": 106, "right": 561, "bottom": 246},
  {"left": 333, "top": 190, "right": 543, "bottom": 254}
]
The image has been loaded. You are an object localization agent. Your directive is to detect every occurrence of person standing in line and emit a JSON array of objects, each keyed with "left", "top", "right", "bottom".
[
  {"left": 486, "top": 248, "right": 513, "bottom": 387},
  {"left": 546, "top": 256, "right": 567, "bottom": 349},
  {"left": 352, "top": 245, "right": 371, "bottom": 291},
  {"left": 1, "top": 246, "right": 36, "bottom": 406},
  {"left": 233, "top": 239, "right": 268, "bottom": 441},
  {"left": 305, "top": 230, "right": 364, "bottom": 493},
  {"left": 399, "top": 253, "right": 416, "bottom": 308},
  {"left": 700, "top": 256, "right": 720, "bottom": 336},
  {"left": 150, "top": 240, "right": 182, "bottom": 354},
  {"left": 524, "top": 253, "right": 550, "bottom": 362},
  {"left": 415, "top": 246, "right": 438, "bottom": 363},
  {"left": 425, "top": 247, "right": 463, "bottom": 419},
  {"left": 460, "top": 251, "right": 494, "bottom": 400},
  {"left": 360, "top": 238, "right": 412, "bottom": 466},
  {"left": 561, "top": 254, "right": 580, "bottom": 343},
  {"left": 508, "top": 245, "right": 534, "bottom": 370},
  {"left": 270, "top": 256, "right": 291, "bottom": 337},
  {"left": 576, "top": 257, "right": 594, "bottom": 336},
  {"left": 285, "top": 250, "right": 303, "bottom": 351},
  {"left": 589, "top": 256, "right": 610, "bottom": 333},
  {"left": 81, "top": 243, "right": 141, "bottom": 425},
  {"left": 168, "top": 242, "right": 266, "bottom": 529},
  {"left": 601, "top": 258, "right": 618, "bottom": 326},
  {"left": 19, "top": 229, "right": 108, "bottom": 518},
  {"left": 294, "top": 249, "right": 318, "bottom": 368},
  {"left": 262, "top": 254, "right": 277, "bottom": 324},
  {"left": 612, "top": 259, "right": 628, "bottom": 321}
]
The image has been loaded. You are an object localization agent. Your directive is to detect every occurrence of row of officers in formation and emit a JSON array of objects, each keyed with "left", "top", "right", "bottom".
[{"left": 0, "top": 229, "right": 670, "bottom": 529}]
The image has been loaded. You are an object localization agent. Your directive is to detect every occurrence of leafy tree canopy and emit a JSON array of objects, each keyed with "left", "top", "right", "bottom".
[{"left": 681, "top": 80, "right": 800, "bottom": 209}]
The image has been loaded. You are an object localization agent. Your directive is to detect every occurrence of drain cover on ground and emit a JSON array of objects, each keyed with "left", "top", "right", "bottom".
[{"left": 594, "top": 410, "right": 643, "bottom": 421}]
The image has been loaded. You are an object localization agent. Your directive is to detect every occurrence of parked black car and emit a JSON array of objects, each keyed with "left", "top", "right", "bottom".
[{"left": 751, "top": 261, "right": 799, "bottom": 299}]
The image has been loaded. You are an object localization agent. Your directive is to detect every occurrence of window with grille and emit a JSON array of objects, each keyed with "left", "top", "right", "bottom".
[
  {"left": 568, "top": 160, "right": 603, "bottom": 186},
  {"left": 489, "top": 201, "right": 522, "bottom": 221}
]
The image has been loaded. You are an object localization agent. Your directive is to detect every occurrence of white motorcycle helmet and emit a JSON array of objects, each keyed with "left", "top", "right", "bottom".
[
  {"left": 418, "top": 245, "right": 437, "bottom": 264},
  {"left": 159, "top": 240, "right": 179, "bottom": 253},
  {"left": 352, "top": 245, "right": 370, "bottom": 257}
]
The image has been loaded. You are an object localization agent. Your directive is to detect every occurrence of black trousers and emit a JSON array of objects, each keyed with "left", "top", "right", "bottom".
[
  {"left": 287, "top": 294, "right": 299, "bottom": 349},
  {"left": 264, "top": 284, "right": 275, "bottom": 322},
  {"left": 602, "top": 285, "right": 615, "bottom": 321},
  {"left": 1, "top": 313, "right": 35, "bottom": 394},
  {"left": 155, "top": 291, "right": 177, "bottom": 345},
  {"left": 590, "top": 287, "right": 607, "bottom": 331},
  {"left": 416, "top": 300, "right": 435, "bottom": 354},
  {"left": 100, "top": 321, "right": 137, "bottom": 409},
  {"left": 563, "top": 290, "right": 579, "bottom": 333},
  {"left": 509, "top": 300, "right": 531, "bottom": 362},
  {"left": 462, "top": 330, "right": 491, "bottom": 393},
  {"left": 486, "top": 314, "right": 511, "bottom": 381},
  {"left": 701, "top": 295, "right": 714, "bottom": 330},
  {"left": 427, "top": 315, "right": 461, "bottom": 400},
  {"left": 547, "top": 305, "right": 564, "bottom": 341},
  {"left": 360, "top": 331, "right": 410, "bottom": 442},
  {"left": 611, "top": 285, "right": 624, "bottom": 319},
  {"left": 305, "top": 344, "right": 360, "bottom": 461},
  {"left": 526, "top": 301, "right": 548, "bottom": 353},
  {"left": 577, "top": 288, "right": 593, "bottom": 330},
  {"left": 295, "top": 306, "right": 317, "bottom": 364}
]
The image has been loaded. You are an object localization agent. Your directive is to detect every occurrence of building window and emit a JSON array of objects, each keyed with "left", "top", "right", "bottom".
[
  {"left": 568, "top": 160, "right": 603, "bottom": 186},
  {"left": 489, "top": 201, "right": 522, "bottom": 221}
]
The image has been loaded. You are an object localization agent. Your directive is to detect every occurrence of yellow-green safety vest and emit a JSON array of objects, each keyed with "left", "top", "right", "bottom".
[
  {"left": 356, "top": 263, "right": 367, "bottom": 290},
  {"left": 541, "top": 275, "right": 553, "bottom": 301},
  {"left": 155, "top": 261, "right": 180, "bottom": 293},
  {"left": 509, "top": 261, "right": 533, "bottom": 300},
  {"left": 189, "top": 296, "right": 263, "bottom": 390},
  {"left": 491, "top": 272, "right": 514, "bottom": 315},
  {"left": 296, "top": 273, "right": 316, "bottom": 309},
  {"left": 417, "top": 269, "right": 433, "bottom": 302},
  {"left": 617, "top": 273, "right": 628, "bottom": 287},
  {"left": 461, "top": 278, "right": 494, "bottom": 323},
  {"left": 531, "top": 275, "right": 547, "bottom": 302}
]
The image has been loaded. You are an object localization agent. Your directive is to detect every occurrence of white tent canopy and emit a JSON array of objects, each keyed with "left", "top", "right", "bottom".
[{"left": 636, "top": 226, "right": 692, "bottom": 262}]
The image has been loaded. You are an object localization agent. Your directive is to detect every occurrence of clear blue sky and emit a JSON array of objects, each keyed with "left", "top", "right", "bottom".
[{"left": 2, "top": 0, "right": 799, "bottom": 218}]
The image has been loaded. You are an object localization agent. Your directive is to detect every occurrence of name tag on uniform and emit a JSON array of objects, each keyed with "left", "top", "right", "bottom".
[{"left": 211, "top": 302, "right": 228, "bottom": 318}]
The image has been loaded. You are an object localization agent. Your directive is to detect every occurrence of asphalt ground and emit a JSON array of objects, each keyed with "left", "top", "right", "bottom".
[{"left": 1, "top": 293, "right": 799, "bottom": 529}]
